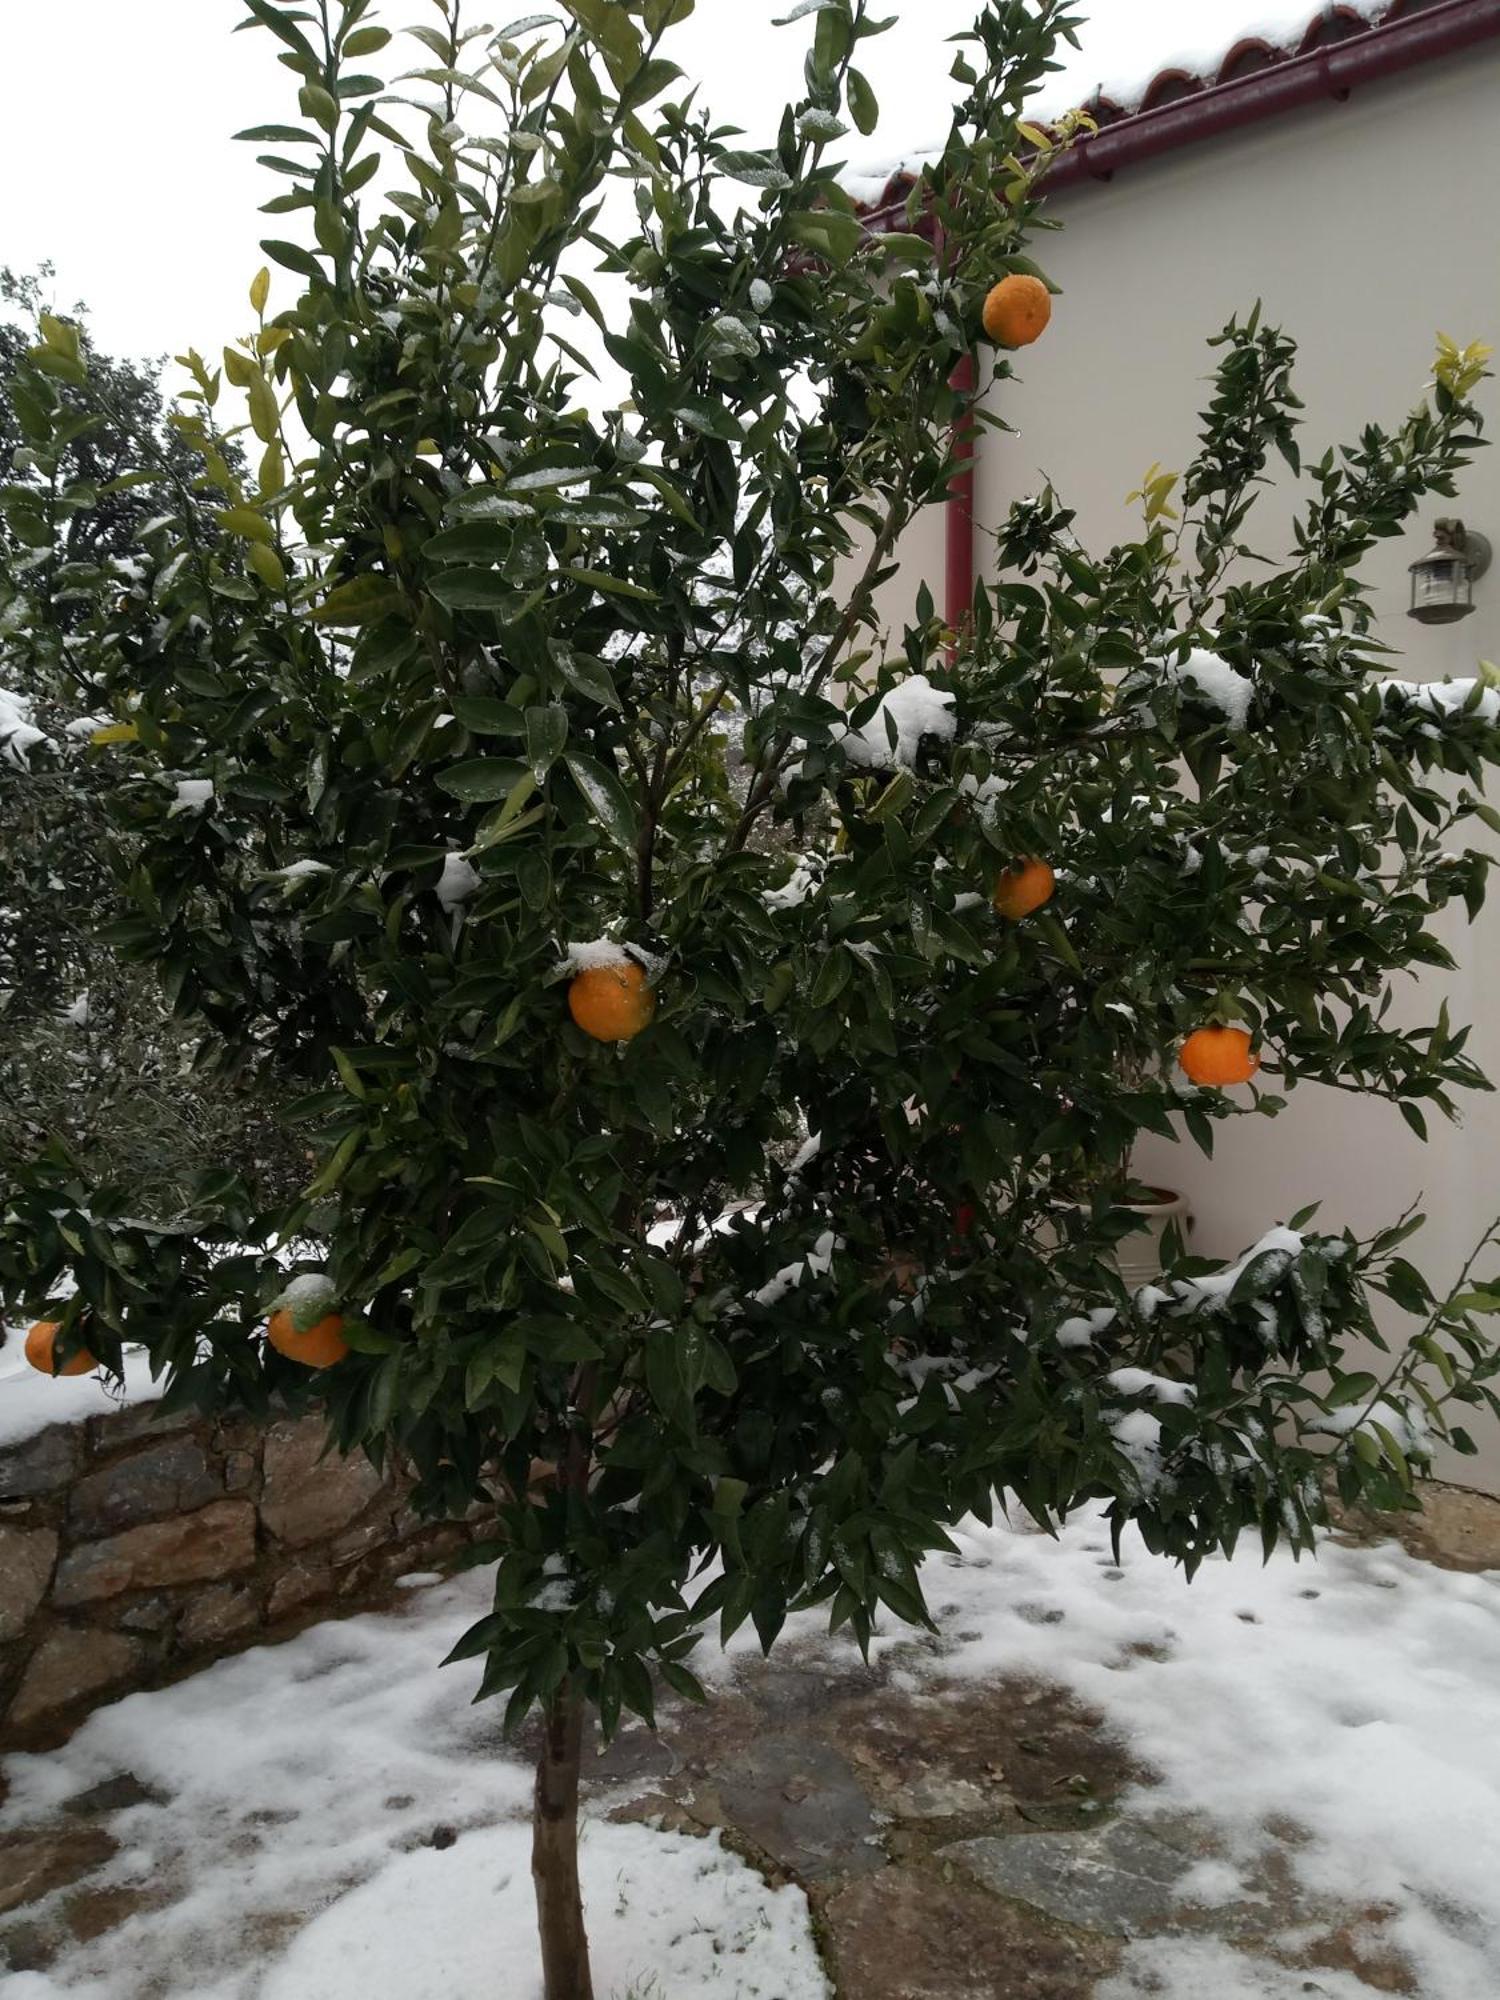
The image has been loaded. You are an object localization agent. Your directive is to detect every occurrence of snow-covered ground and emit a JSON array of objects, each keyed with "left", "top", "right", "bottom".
[
  {"left": 2, "top": 1506, "right": 1498, "bottom": 1998},
  {"left": 0, "top": 1565, "right": 827, "bottom": 2000},
  {"left": 0, "top": 1340, "right": 163, "bottom": 1450},
  {"left": 258, "top": 1823, "right": 823, "bottom": 2000},
  {"left": 869, "top": 1517, "right": 1500, "bottom": 1998}
]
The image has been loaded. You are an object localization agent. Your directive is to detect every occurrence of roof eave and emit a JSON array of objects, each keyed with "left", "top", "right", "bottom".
[
  {"left": 1045, "top": 0, "right": 1500, "bottom": 194},
  {"left": 853, "top": 0, "right": 1500, "bottom": 230}
]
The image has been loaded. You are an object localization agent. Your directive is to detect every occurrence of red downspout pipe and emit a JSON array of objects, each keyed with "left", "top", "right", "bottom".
[
  {"left": 945, "top": 354, "right": 977, "bottom": 657},
  {"left": 1045, "top": 0, "right": 1500, "bottom": 193}
]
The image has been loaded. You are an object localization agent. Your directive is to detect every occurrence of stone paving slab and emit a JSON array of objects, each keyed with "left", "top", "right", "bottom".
[{"left": 945, "top": 1819, "right": 1191, "bottom": 1938}]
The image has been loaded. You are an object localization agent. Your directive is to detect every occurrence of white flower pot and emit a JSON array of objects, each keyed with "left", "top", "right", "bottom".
[
  {"left": 1039, "top": 1189, "right": 1192, "bottom": 1289},
  {"left": 1109, "top": 1188, "right": 1192, "bottom": 1288}
]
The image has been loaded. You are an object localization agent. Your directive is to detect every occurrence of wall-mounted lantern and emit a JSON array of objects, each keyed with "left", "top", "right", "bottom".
[{"left": 1408, "top": 518, "right": 1492, "bottom": 626}]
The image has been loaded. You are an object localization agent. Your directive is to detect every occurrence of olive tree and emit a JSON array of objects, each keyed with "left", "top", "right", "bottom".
[{"left": 0, "top": 276, "right": 301, "bottom": 1221}]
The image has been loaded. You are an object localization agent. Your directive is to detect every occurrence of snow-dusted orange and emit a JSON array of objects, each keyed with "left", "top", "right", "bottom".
[
  {"left": 25, "top": 1320, "right": 96, "bottom": 1377},
  {"left": 267, "top": 1309, "right": 350, "bottom": 1370},
  {"left": 992, "top": 858, "right": 1055, "bottom": 921},
  {"left": 982, "top": 274, "right": 1051, "bottom": 348},
  {"left": 1179, "top": 1026, "right": 1260, "bottom": 1088},
  {"left": 568, "top": 960, "right": 655, "bottom": 1043}
]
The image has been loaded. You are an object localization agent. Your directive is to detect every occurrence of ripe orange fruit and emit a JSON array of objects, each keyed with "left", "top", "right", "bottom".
[
  {"left": 267, "top": 1309, "right": 350, "bottom": 1370},
  {"left": 1179, "top": 1026, "right": 1260, "bottom": 1088},
  {"left": 992, "top": 858, "right": 1055, "bottom": 920},
  {"left": 25, "top": 1320, "right": 96, "bottom": 1378},
  {"left": 982, "top": 274, "right": 1052, "bottom": 348},
  {"left": 568, "top": 960, "right": 655, "bottom": 1043}
]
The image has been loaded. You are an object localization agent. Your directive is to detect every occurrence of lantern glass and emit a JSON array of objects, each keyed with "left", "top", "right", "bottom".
[{"left": 1408, "top": 552, "right": 1474, "bottom": 625}]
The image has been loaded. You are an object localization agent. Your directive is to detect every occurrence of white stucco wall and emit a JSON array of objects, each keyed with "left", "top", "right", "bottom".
[
  {"left": 855, "top": 507, "right": 951, "bottom": 664},
  {"left": 988, "top": 48, "right": 1500, "bottom": 1489}
]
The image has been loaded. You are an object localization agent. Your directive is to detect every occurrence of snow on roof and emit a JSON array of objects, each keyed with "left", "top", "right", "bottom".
[{"left": 843, "top": 0, "right": 1406, "bottom": 208}]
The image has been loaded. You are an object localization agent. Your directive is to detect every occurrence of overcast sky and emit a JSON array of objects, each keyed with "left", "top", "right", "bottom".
[{"left": 0, "top": 0, "right": 1326, "bottom": 365}]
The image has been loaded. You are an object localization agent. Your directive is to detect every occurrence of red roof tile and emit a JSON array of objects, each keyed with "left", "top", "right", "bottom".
[{"left": 849, "top": 0, "right": 1476, "bottom": 219}]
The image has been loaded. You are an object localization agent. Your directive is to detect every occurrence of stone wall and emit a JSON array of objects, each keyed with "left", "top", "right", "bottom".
[{"left": 0, "top": 1400, "right": 471, "bottom": 1748}]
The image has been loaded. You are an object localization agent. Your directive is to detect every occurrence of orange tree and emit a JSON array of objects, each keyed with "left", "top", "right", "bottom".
[{"left": 3, "top": 2, "right": 1500, "bottom": 1992}]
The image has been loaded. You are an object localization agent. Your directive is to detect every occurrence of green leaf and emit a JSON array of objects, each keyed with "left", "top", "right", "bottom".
[
  {"left": 474, "top": 772, "right": 541, "bottom": 846},
  {"left": 761, "top": 962, "right": 796, "bottom": 1012},
  {"left": 248, "top": 542, "right": 287, "bottom": 591},
  {"left": 557, "top": 566, "right": 656, "bottom": 601},
  {"left": 631, "top": 57, "right": 683, "bottom": 103},
  {"left": 786, "top": 208, "right": 864, "bottom": 265},
  {"left": 372, "top": 1246, "right": 425, "bottom": 1290},
  {"left": 305, "top": 1130, "right": 362, "bottom": 1197},
  {"left": 436, "top": 758, "right": 530, "bottom": 803},
  {"left": 236, "top": 124, "right": 322, "bottom": 144},
  {"left": 526, "top": 704, "right": 569, "bottom": 781},
  {"left": 1448, "top": 1290, "right": 1500, "bottom": 1316},
  {"left": 339, "top": 1318, "right": 402, "bottom": 1355},
  {"left": 1037, "top": 915, "right": 1082, "bottom": 974},
  {"left": 299, "top": 83, "right": 340, "bottom": 131},
  {"left": 247, "top": 372, "right": 281, "bottom": 444},
  {"left": 810, "top": 949, "right": 852, "bottom": 1009},
  {"left": 658, "top": 1660, "right": 707, "bottom": 1703},
  {"left": 511, "top": 176, "right": 563, "bottom": 207},
  {"left": 424, "top": 522, "right": 515, "bottom": 563},
  {"left": 564, "top": 753, "right": 638, "bottom": 848},
  {"left": 29, "top": 346, "right": 87, "bottom": 386},
  {"left": 239, "top": 0, "right": 319, "bottom": 61},
  {"left": 342, "top": 24, "right": 392, "bottom": 57},
  {"left": 330, "top": 1046, "right": 367, "bottom": 1101},
  {"left": 428, "top": 568, "right": 526, "bottom": 611},
  {"left": 867, "top": 769, "right": 914, "bottom": 822},
  {"left": 311, "top": 575, "right": 404, "bottom": 625},
  {"left": 39, "top": 313, "right": 81, "bottom": 361},
  {"left": 1323, "top": 1372, "right": 1378, "bottom": 1409},
  {"left": 630, "top": 466, "right": 696, "bottom": 525},
  {"left": 215, "top": 506, "right": 275, "bottom": 546},
  {"left": 452, "top": 695, "right": 525, "bottom": 737},
  {"left": 845, "top": 67, "right": 879, "bottom": 136},
  {"left": 551, "top": 645, "right": 621, "bottom": 710},
  {"left": 716, "top": 150, "right": 793, "bottom": 191},
  {"left": 260, "top": 238, "right": 326, "bottom": 281}
]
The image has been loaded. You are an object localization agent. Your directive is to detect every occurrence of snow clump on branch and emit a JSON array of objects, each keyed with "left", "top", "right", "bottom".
[{"left": 836, "top": 674, "right": 957, "bottom": 771}]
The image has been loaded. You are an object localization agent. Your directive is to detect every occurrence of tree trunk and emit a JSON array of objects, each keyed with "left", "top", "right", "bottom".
[{"left": 532, "top": 1680, "right": 594, "bottom": 2000}]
